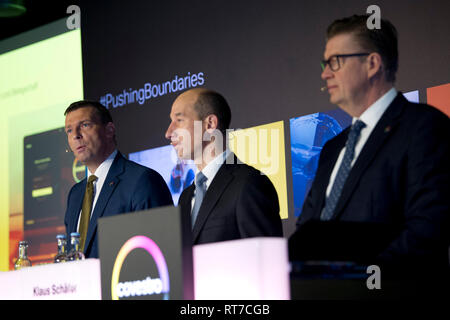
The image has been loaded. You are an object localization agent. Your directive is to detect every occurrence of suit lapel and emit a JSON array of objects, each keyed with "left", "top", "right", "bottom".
[
  {"left": 179, "top": 183, "right": 195, "bottom": 224},
  {"left": 84, "top": 152, "right": 124, "bottom": 250},
  {"left": 192, "top": 154, "right": 236, "bottom": 243},
  {"left": 333, "top": 93, "right": 405, "bottom": 219}
]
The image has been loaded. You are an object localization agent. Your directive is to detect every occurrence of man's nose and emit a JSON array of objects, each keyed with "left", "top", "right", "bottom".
[
  {"left": 72, "top": 127, "right": 82, "bottom": 140},
  {"left": 165, "top": 122, "right": 174, "bottom": 140},
  {"left": 321, "top": 64, "right": 333, "bottom": 80}
]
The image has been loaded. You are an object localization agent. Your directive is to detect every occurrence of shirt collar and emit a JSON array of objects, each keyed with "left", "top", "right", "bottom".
[
  {"left": 196, "top": 149, "right": 231, "bottom": 186},
  {"left": 87, "top": 149, "right": 118, "bottom": 180},
  {"left": 354, "top": 87, "right": 397, "bottom": 128}
]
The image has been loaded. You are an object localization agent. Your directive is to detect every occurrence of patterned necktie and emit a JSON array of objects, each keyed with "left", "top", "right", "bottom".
[
  {"left": 191, "top": 172, "right": 207, "bottom": 229},
  {"left": 79, "top": 174, "right": 98, "bottom": 251},
  {"left": 321, "top": 120, "right": 366, "bottom": 221}
]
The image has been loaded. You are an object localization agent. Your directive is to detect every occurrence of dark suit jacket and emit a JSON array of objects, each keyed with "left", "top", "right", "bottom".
[
  {"left": 178, "top": 153, "right": 283, "bottom": 245},
  {"left": 64, "top": 152, "right": 173, "bottom": 258},
  {"left": 296, "top": 93, "right": 450, "bottom": 269}
]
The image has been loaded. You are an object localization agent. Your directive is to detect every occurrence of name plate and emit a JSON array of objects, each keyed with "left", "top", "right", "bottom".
[{"left": 0, "top": 259, "right": 101, "bottom": 300}]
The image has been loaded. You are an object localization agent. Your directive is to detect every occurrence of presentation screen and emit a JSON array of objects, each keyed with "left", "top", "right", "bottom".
[{"left": 0, "top": 19, "right": 84, "bottom": 270}]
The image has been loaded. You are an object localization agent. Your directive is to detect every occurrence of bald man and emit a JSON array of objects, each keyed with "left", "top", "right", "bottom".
[{"left": 165, "top": 88, "right": 283, "bottom": 245}]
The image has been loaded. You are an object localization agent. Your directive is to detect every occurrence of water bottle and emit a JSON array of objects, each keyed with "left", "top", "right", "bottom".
[
  {"left": 68, "top": 232, "right": 85, "bottom": 261},
  {"left": 54, "top": 234, "right": 69, "bottom": 263},
  {"left": 14, "top": 241, "right": 32, "bottom": 270}
]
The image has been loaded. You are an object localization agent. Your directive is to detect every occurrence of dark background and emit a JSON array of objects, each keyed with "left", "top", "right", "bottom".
[
  {"left": 78, "top": 0, "right": 450, "bottom": 235},
  {"left": 79, "top": 0, "right": 450, "bottom": 152},
  {"left": 2, "top": 0, "right": 449, "bottom": 237}
]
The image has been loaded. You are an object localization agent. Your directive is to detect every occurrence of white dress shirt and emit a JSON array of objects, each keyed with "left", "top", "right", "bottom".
[
  {"left": 76, "top": 149, "right": 118, "bottom": 232},
  {"left": 191, "top": 149, "right": 231, "bottom": 210},
  {"left": 325, "top": 88, "right": 397, "bottom": 197}
]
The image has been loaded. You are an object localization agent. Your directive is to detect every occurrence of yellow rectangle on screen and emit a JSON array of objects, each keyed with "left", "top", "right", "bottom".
[
  {"left": 228, "top": 120, "right": 288, "bottom": 219},
  {"left": 32, "top": 186, "right": 53, "bottom": 198}
]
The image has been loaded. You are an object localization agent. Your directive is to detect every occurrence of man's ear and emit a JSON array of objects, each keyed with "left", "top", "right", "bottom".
[
  {"left": 105, "top": 122, "right": 116, "bottom": 138},
  {"left": 204, "top": 114, "right": 219, "bottom": 133},
  {"left": 367, "top": 52, "right": 383, "bottom": 79}
]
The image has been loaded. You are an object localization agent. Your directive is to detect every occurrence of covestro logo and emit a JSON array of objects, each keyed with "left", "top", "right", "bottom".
[{"left": 111, "top": 235, "right": 170, "bottom": 300}]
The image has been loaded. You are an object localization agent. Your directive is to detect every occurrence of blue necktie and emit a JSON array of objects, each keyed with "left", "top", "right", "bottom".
[
  {"left": 191, "top": 172, "right": 208, "bottom": 229},
  {"left": 321, "top": 120, "right": 366, "bottom": 221}
]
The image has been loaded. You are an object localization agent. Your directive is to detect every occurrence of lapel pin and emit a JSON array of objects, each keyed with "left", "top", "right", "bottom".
[
  {"left": 384, "top": 126, "right": 391, "bottom": 133},
  {"left": 109, "top": 181, "right": 115, "bottom": 187}
]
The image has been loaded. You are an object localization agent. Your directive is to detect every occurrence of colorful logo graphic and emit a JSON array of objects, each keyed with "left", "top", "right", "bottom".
[
  {"left": 72, "top": 158, "right": 86, "bottom": 183},
  {"left": 111, "top": 235, "right": 170, "bottom": 300}
]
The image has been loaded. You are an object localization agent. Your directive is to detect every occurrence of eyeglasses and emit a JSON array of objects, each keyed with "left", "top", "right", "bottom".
[{"left": 321, "top": 53, "right": 370, "bottom": 72}]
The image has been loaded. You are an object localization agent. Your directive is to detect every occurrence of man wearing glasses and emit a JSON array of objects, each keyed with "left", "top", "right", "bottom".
[{"left": 294, "top": 15, "right": 449, "bottom": 280}]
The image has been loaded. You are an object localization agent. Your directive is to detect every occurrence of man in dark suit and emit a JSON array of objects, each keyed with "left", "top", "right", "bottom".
[
  {"left": 165, "top": 88, "right": 283, "bottom": 245},
  {"left": 294, "top": 15, "right": 450, "bottom": 275},
  {"left": 64, "top": 100, "right": 173, "bottom": 258}
]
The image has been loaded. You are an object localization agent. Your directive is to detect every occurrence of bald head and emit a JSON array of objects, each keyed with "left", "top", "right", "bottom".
[{"left": 176, "top": 88, "right": 232, "bottom": 132}]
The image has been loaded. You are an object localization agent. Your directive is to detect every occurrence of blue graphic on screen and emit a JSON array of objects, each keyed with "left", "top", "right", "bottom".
[
  {"left": 129, "top": 145, "right": 196, "bottom": 205},
  {"left": 403, "top": 90, "right": 419, "bottom": 103},
  {"left": 290, "top": 110, "right": 352, "bottom": 217}
]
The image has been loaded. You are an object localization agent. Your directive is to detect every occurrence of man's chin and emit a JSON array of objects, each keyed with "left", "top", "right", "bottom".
[
  {"left": 75, "top": 154, "right": 91, "bottom": 166},
  {"left": 75, "top": 155, "right": 86, "bottom": 164},
  {"left": 330, "top": 96, "right": 346, "bottom": 108},
  {"left": 328, "top": 93, "right": 339, "bottom": 104}
]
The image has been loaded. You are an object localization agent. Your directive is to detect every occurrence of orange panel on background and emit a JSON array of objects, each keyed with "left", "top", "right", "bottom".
[{"left": 427, "top": 83, "right": 450, "bottom": 117}]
